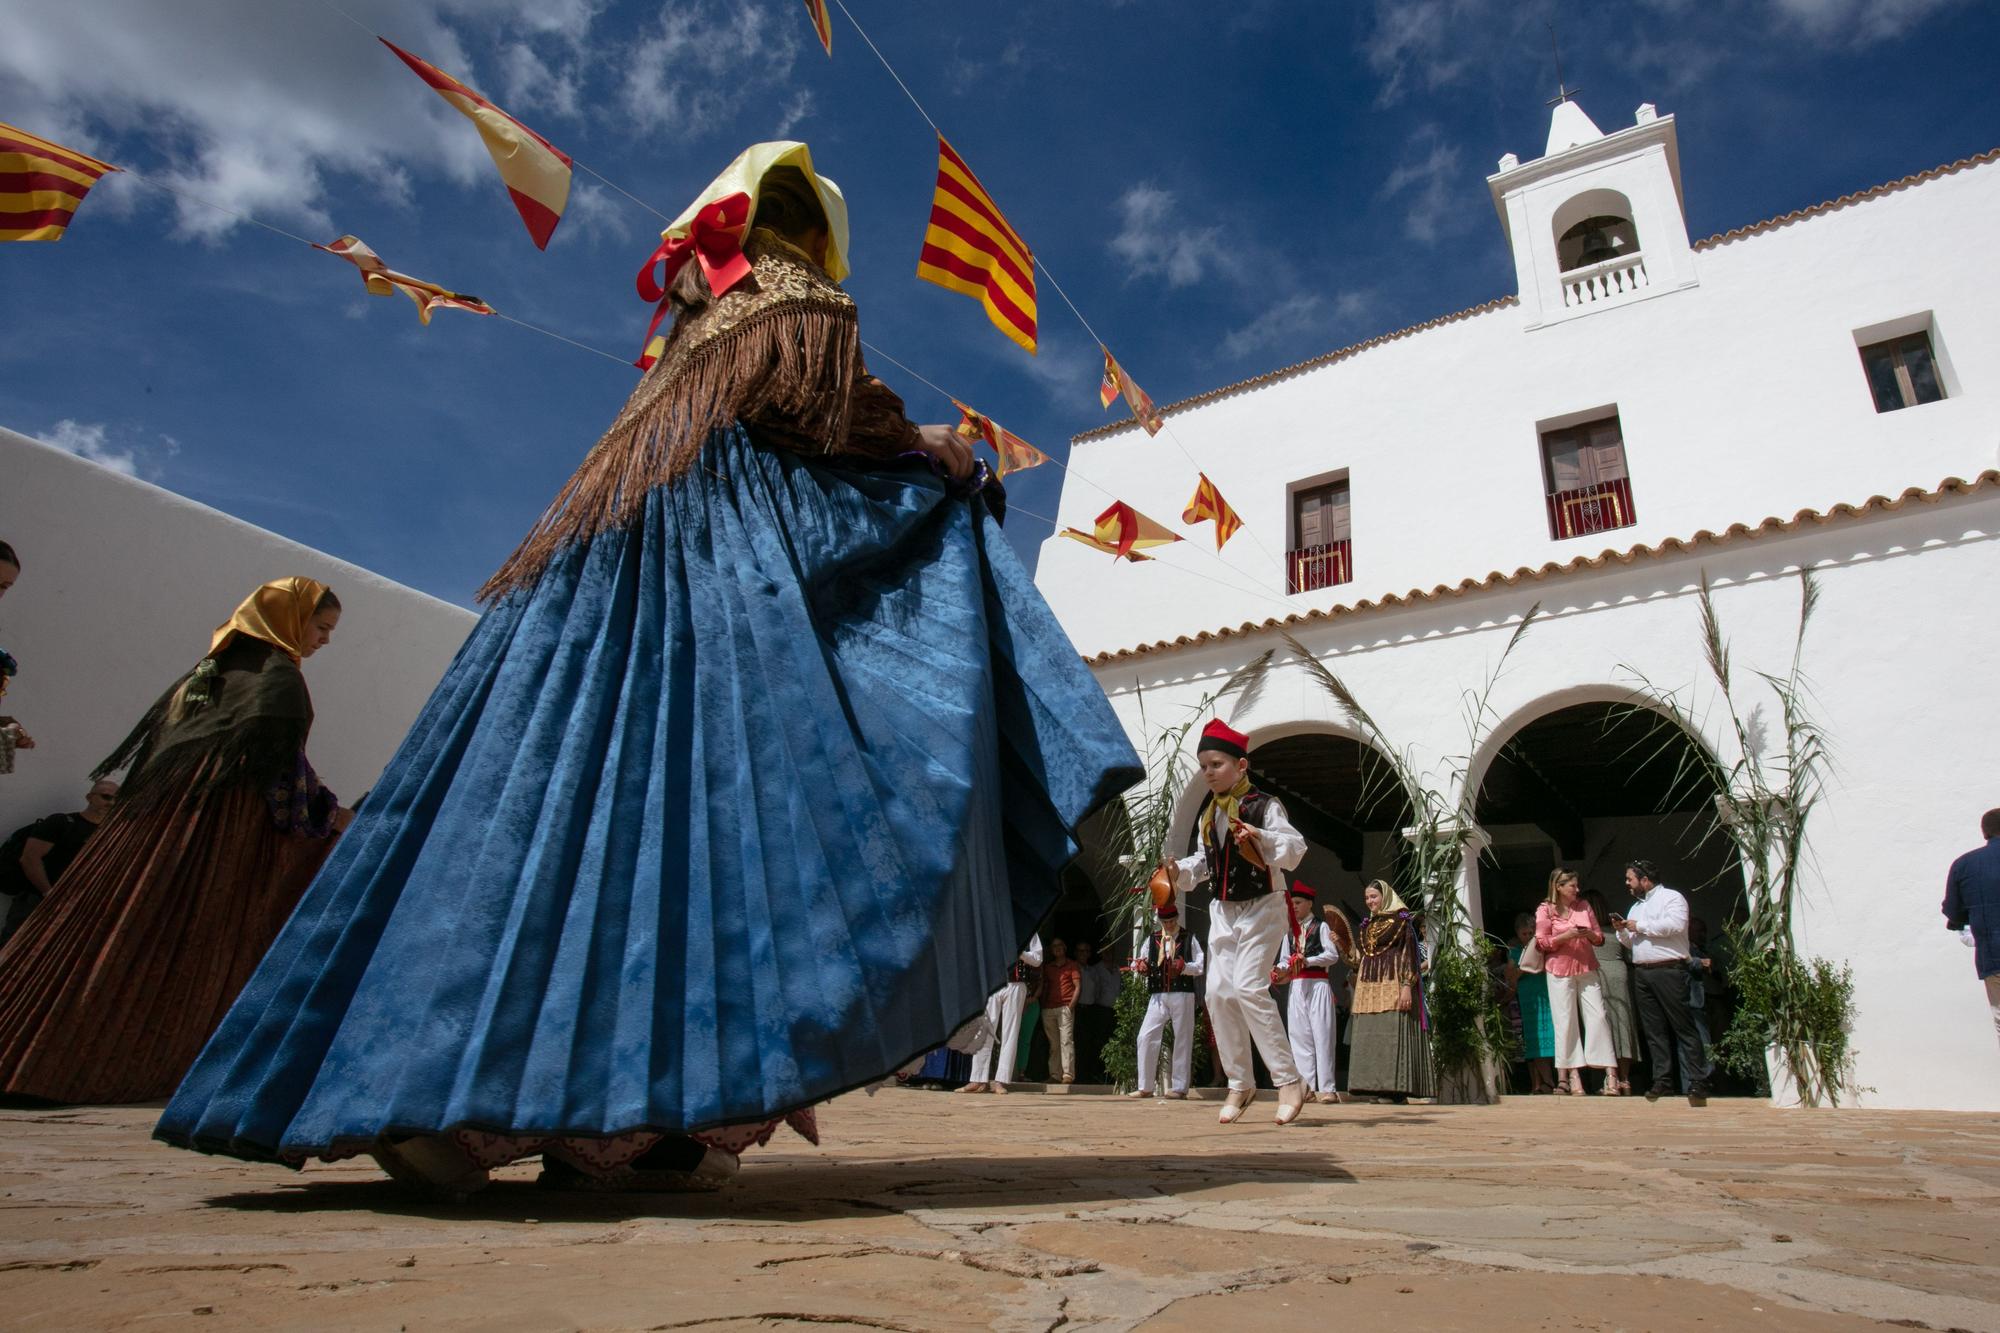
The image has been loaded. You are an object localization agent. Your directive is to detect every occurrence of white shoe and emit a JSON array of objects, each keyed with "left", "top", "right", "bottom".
[
  {"left": 1274, "top": 1081, "right": 1308, "bottom": 1126},
  {"left": 371, "top": 1135, "right": 491, "bottom": 1201},
  {"left": 1218, "top": 1088, "right": 1256, "bottom": 1125}
]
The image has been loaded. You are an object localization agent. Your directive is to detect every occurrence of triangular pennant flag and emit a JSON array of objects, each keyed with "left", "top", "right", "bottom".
[
  {"left": 917, "top": 136, "right": 1037, "bottom": 354},
  {"left": 1061, "top": 528, "right": 1156, "bottom": 562},
  {"left": 1182, "top": 472, "right": 1243, "bottom": 551},
  {"left": 380, "top": 38, "right": 573, "bottom": 250},
  {"left": 1100, "top": 346, "right": 1163, "bottom": 435},
  {"left": 1087, "top": 499, "right": 1182, "bottom": 560},
  {"left": 802, "top": 0, "right": 834, "bottom": 54},
  {"left": 0, "top": 120, "right": 119, "bottom": 242},
  {"left": 317, "top": 235, "right": 495, "bottom": 324},
  {"left": 951, "top": 400, "right": 1049, "bottom": 478}
]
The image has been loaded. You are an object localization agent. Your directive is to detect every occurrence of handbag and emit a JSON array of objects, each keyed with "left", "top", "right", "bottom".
[{"left": 1516, "top": 939, "right": 1546, "bottom": 974}]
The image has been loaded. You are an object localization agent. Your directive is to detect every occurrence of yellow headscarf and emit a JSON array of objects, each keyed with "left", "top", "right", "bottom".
[
  {"left": 1367, "top": 880, "right": 1410, "bottom": 916},
  {"left": 664, "top": 140, "right": 851, "bottom": 283},
  {"left": 210, "top": 577, "right": 330, "bottom": 663}
]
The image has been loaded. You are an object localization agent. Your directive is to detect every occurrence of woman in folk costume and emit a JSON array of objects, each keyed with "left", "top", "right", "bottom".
[
  {"left": 1273, "top": 881, "right": 1345, "bottom": 1104},
  {"left": 1346, "top": 879, "right": 1434, "bottom": 1101},
  {"left": 1128, "top": 901, "right": 1203, "bottom": 1099},
  {"left": 156, "top": 143, "right": 1141, "bottom": 1195},
  {"left": 1166, "top": 719, "right": 1310, "bottom": 1125},
  {"left": 0, "top": 578, "right": 349, "bottom": 1103}
]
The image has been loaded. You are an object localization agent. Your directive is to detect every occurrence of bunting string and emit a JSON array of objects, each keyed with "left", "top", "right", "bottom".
[{"left": 823, "top": 0, "right": 1292, "bottom": 582}]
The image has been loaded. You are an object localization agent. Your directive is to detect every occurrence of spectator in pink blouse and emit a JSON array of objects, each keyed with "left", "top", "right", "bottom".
[{"left": 1536, "top": 869, "right": 1616, "bottom": 1095}]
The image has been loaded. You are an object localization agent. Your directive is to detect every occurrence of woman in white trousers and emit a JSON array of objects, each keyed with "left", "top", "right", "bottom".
[{"left": 1535, "top": 870, "right": 1616, "bottom": 1093}]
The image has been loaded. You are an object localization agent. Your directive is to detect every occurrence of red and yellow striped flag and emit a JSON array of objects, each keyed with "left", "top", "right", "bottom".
[
  {"left": 1062, "top": 500, "right": 1183, "bottom": 562},
  {"left": 1182, "top": 473, "right": 1243, "bottom": 551},
  {"left": 318, "top": 235, "right": 495, "bottom": 324},
  {"left": 0, "top": 121, "right": 118, "bottom": 243},
  {"left": 802, "top": 0, "right": 833, "bottom": 54},
  {"left": 952, "top": 400, "right": 1049, "bottom": 478},
  {"left": 381, "top": 38, "right": 572, "bottom": 250},
  {"left": 1100, "top": 346, "right": 1163, "bottom": 435},
  {"left": 917, "top": 137, "right": 1037, "bottom": 354}
]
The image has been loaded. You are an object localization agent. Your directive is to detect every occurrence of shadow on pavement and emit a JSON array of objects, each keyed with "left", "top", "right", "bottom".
[{"left": 198, "top": 1149, "right": 1360, "bottom": 1223}]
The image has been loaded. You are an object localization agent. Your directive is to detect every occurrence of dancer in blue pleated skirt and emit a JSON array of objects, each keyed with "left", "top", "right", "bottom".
[{"left": 154, "top": 142, "right": 1142, "bottom": 1196}]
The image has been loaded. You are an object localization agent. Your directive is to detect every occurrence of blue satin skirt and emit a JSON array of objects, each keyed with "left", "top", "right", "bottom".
[{"left": 155, "top": 428, "right": 1141, "bottom": 1162}]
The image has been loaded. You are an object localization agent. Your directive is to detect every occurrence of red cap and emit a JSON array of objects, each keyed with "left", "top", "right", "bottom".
[
  {"left": 1197, "top": 718, "right": 1249, "bottom": 759},
  {"left": 1288, "top": 880, "right": 1317, "bottom": 900},
  {"left": 1157, "top": 902, "right": 1179, "bottom": 920}
]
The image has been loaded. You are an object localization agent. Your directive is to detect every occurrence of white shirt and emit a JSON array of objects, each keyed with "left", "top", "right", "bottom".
[
  {"left": 1616, "top": 885, "right": 1691, "bottom": 965},
  {"left": 1077, "top": 960, "right": 1119, "bottom": 1007},
  {"left": 1171, "top": 795, "right": 1308, "bottom": 899},
  {"left": 1276, "top": 918, "right": 1341, "bottom": 972},
  {"left": 1151, "top": 929, "right": 1205, "bottom": 979}
]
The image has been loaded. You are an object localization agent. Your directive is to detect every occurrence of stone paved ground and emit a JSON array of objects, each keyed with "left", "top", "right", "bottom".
[{"left": 2, "top": 1090, "right": 1998, "bottom": 1332}]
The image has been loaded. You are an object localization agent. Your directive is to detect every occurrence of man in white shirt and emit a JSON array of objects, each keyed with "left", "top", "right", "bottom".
[
  {"left": 1612, "top": 860, "right": 1709, "bottom": 1106},
  {"left": 1168, "top": 719, "right": 1310, "bottom": 1127},
  {"left": 960, "top": 934, "right": 1042, "bottom": 1095},
  {"left": 1130, "top": 902, "right": 1205, "bottom": 1099}
]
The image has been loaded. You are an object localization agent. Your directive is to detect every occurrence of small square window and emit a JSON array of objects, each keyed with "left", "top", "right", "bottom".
[
  {"left": 1859, "top": 332, "right": 1945, "bottom": 413},
  {"left": 1542, "top": 415, "right": 1636, "bottom": 541},
  {"left": 1288, "top": 479, "right": 1351, "bottom": 593}
]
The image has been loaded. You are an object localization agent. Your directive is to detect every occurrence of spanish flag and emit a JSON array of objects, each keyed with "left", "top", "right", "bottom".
[
  {"left": 803, "top": 0, "right": 833, "bottom": 54},
  {"left": 1182, "top": 473, "right": 1243, "bottom": 551},
  {"left": 0, "top": 121, "right": 118, "bottom": 243},
  {"left": 381, "top": 38, "right": 572, "bottom": 250},
  {"left": 318, "top": 235, "right": 496, "bottom": 324},
  {"left": 952, "top": 400, "right": 1049, "bottom": 478},
  {"left": 917, "top": 137, "right": 1037, "bottom": 354},
  {"left": 1062, "top": 500, "right": 1183, "bottom": 562},
  {"left": 1100, "top": 346, "right": 1163, "bottom": 436}
]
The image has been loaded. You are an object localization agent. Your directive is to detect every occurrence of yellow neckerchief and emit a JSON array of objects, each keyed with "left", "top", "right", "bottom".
[
  {"left": 208, "top": 577, "right": 328, "bottom": 664},
  {"left": 1209, "top": 774, "right": 1253, "bottom": 842}
]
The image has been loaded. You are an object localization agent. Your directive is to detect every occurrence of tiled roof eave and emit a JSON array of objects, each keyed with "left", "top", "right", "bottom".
[{"left": 1079, "top": 471, "right": 2000, "bottom": 667}]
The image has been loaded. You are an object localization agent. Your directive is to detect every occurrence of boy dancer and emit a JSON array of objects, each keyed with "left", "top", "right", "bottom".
[
  {"left": 1168, "top": 720, "right": 1309, "bottom": 1126},
  {"left": 1275, "top": 881, "right": 1343, "bottom": 1103},
  {"left": 1129, "top": 903, "right": 1204, "bottom": 1099},
  {"left": 960, "top": 935, "right": 1043, "bottom": 1094}
]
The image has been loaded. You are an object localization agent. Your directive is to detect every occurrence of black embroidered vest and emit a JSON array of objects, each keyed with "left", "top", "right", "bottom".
[
  {"left": 1194, "top": 789, "right": 1278, "bottom": 902},
  {"left": 1145, "top": 930, "right": 1198, "bottom": 994}
]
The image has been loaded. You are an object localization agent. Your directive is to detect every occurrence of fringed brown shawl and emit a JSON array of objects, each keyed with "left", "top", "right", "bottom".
[{"left": 481, "top": 229, "right": 921, "bottom": 601}]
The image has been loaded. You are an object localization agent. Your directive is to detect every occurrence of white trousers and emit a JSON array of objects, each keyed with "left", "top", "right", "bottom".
[
  {"left": 1549, "top": 970, "right": 1617, "bottom": 1070},
  {"left": 970, "top": 981, "right": 1028, "bottom": 1085},
  {"left": 1135, "top": 992, "right": 1196, "bottom": 1092},
  {"left": 1207, "top": 893, "right": 1301, "bottom": 1092},
  {"left": 1287, "top": 977, "right": 1338, "bottom": 1093}
]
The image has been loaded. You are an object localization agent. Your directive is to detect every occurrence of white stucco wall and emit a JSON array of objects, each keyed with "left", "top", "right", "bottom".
[
  {"left": 0, "top": 427, "right": 478, "bottom": 831},
  {"left": 1036, "top": 141, "right": 2000, "bottom": 662},
  {"left": 1088, "top": 490, "right": 2000, "bottom": 1110}
]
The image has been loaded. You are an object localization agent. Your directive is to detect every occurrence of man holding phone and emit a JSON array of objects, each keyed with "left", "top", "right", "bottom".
[{"left": 1614, "top": 859, "right": 1709, "bottom": 1106}]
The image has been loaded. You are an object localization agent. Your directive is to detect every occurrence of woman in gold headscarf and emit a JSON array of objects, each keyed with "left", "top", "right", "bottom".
[
  {"left": 0, "top": 577, "right": 351, "bottom": 1103},
  {"left": 1346, "top": 879, "right": 1434, "bottom": 1101}
]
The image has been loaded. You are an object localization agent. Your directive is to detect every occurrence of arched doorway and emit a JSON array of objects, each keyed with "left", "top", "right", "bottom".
[{"left": 1473, "top": 697, "right": 1748, "bottom": 1093}]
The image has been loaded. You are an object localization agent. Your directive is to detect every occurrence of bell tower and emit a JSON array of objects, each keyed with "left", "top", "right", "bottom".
[{"left": 1488, "top": 98, "right": 1699, "bottom": 330}]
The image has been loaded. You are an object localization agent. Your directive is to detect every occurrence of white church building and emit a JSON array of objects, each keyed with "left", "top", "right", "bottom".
[{"left": 1034, "top": 100, "right": 2000, "bottom": 1111}]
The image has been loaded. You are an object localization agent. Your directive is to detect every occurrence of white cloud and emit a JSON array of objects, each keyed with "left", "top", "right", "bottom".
[
  {"left": 39, "top": 420, "right": 147, "bottom": 478},
  {"left": 621, "top": 3, "right": 801, "bottom": 134},
  {"left": 1109, "top": 184, "right": 1222, "bottom": 289},
  {"left": 0, "top": 1, "right": 574, "bottom": 241},
  {"left": 1769, "top": 0, "right": 1965, "bottom": 41},
  {"left": 1379, "top": 128, "right": 1466, "bottom": 245},
  {"left": 554, "top": 178, "right": 633, "bottom": 246},
  {"left": 772, "top": 90, "right": 815, "bottom": 139},
  {"left": 1220, "top": 289, "right": 1379, "bottom": 361},
  {"left": 1361, "top": 0, "right": 1486, "bottom": 105}
]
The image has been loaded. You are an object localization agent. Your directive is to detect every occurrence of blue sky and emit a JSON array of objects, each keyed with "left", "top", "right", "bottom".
[{"left": 4, "top": 0, "right": 1996, "bottom": 606}]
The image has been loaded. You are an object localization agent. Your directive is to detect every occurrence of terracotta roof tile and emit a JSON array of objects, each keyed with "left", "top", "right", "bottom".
[
  {"left": 1081, "top": 471, "right": 2000, "bottom": 666},
  {"left": 1074, "top": 148, "right": 1999, "bottom": 445}
]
